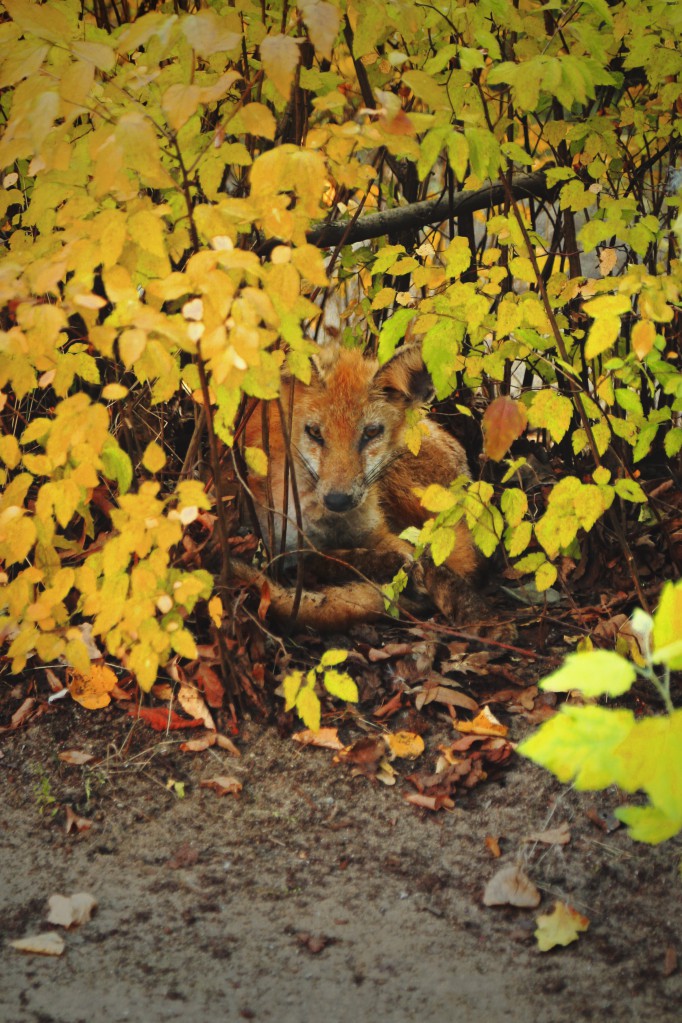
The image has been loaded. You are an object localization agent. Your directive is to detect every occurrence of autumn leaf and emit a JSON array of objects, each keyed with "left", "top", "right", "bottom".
[
  {"left": 68, "top": 665, "right": 118, "bottom": 710},
  {"left": 535, "top": 901, "right": 589, "bottom": 951},
  {"left": 200, "top": 775, "right": 243, "bottom": 797},
  {"left": 293, "top": 727, "right": 344, "bottom": 750},
  {"left": 128, "top": 707, "right": 205, "bottom": 731},
  {"left": 10, "top": 933, "right": 65, "bottom": 957},
  {"left": 260, "top": 34, "right": 300, "bottom": 99},
  {"left": 483, "top": 864, "right": 541, "bottom": 908},
  {"left": 482, "top": 397, "right": 528, "bottom": 461},
  {"left": 385, "top": 730, "right": 425, "bottom": 759},
  {"left": 47, "top": 893, "right": 97, "bottom": 929},
  {"left": 454, "top": 706, "right": 508, "bottom": 738}
]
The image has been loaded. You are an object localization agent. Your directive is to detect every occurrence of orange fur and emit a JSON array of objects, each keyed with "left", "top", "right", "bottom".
[{"left": 239, "top": 345, "right": 482, "bottom": 627}]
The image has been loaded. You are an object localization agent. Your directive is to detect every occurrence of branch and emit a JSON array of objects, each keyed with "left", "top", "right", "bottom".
[{"left": 306, "top": 170, "right": 554, "bottom": 249}]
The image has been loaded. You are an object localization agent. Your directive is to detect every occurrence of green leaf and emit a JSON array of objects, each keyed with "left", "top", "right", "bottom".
[
  {"left": 614, "top": 478, "right": 647, "bottom": 503},
  {"left": 539, "top": 650, "right": 636, "bottom": 698},
  {"left": 519, "top": 705, "right": 636, "bottom": 789},
  {"left": 614, "top": 804, "right": 682, "bottom": 844},
  {"left": 101, "top": 441, "right": 133, "bottom": 495},
  {"left": 377, "top": 310, "right": 415, "bottom": 364}
]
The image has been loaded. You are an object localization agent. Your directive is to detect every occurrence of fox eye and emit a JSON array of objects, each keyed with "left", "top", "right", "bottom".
[
  {"left": 305, "top": 423, "right": 324, "bottom": 445},
  {"left": 360, "top": 423, "right": 384, "bottom": 447}
]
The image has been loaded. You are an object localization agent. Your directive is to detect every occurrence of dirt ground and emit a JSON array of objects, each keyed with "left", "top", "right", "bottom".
[{"left": 1, "top": 667, "right": 681, "bottom": 1023}]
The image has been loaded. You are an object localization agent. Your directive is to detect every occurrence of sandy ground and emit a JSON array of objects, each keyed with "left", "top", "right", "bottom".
[{"left": 1, "top": 703, "right": 681, "bottom": 1023}]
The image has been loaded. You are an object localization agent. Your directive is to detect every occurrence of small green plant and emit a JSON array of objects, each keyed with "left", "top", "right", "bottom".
[
  {"left": 282, "top": 649, "right": 358, "bottom": 731},
  {"left": 519, "top": 580, "right": 682, "bottom": 844},
  {"left": 32, "top": 769, "right": 58, "bottom": 816}
]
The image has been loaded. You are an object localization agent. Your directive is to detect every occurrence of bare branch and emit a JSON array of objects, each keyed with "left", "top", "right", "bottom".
[{"left": 305, "top": 170, "right": 554, "bottom": 249}]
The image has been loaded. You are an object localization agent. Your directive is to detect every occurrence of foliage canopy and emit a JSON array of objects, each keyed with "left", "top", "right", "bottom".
[{"left": 0, "top": 0, "right": 680, "bottom": 702}]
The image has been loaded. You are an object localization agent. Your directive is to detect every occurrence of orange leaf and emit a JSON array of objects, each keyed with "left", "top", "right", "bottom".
[
  {"left": 293, "top": 727, "right": 344, "bottom": 750},
  {"left": 482, "top": 396, "right": 528, "bottom": 461},
  {"left": 200, "top": 775, "right": 243, "bottom": 797},
  {"left": 454, "top": 706, "right": 508, "bottom": 737},
  {"left": 68, "top": 665, "right": 117, "bottom": 710},
  {"left": 385, "top": 730, "right": 425, "bottom": 759},
  {"left": 128, "top": 707, "right": 205, "bottom": 731}
]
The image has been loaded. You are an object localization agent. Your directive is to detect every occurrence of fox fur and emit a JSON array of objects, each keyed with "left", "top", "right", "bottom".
[{"left": 232, "top": 345, "right": 487, "bottom": 630}]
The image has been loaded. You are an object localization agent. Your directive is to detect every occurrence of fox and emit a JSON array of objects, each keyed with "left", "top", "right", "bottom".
[{"left": 231, "top": 344, "right": 489, "bottom": 631}]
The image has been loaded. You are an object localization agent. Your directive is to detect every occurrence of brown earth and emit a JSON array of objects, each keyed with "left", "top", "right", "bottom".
[{"left": 1, "top": 677, "right": 681, "bottom": 1023}]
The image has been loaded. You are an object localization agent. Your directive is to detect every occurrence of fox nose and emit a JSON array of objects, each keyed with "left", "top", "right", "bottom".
[{"left": 323, "top": 491, "right": 355, "bottom": 513}]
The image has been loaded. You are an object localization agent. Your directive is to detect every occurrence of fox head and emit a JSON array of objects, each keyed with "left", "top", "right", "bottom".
[{"left": 292, "top": 344, "right": 433, "bottom": 517}]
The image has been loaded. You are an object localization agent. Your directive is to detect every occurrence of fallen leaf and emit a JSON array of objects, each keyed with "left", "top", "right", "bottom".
[
  {"left": 152, "top": 683, "right": 174, "bottom": 701},
  {"left": 200, "top": 775, "right": 242, "bottom": 797},
  {"left": 295, "top": 932, "right": 335, "bottom": 954},
  {"left": 128, "top": 707, "right": 205, "bottom": 731},
  {"left": 177, "top": 683, "right": 215, "bottom": 730},
  {"left": 257, "top": 577, "right": 271, "bottom": 620},
  {"left": 293, "top": 727, "right": 344, "bottom": 750},
  {"left": 0, "top": 697, "right": 37, "bottom": 733},
  {"left": 485, "top": 835, "right": 502, "bottom": 858},
  {"left": 455, "top": 706, "right": 508, "bottom": 737},
  {"left": 58, "top": 750, "right": 95, "bottom": 766},
  {"left": 483, "top": 864, "right": 541, "bottom": 908},
  {"left": 10, "top": 933, "right": 65, "bottom": 956},
  {"left": 403, "top": 792, "right": 454, "bottom": 811},
  {"left": 535, "top": 901, "right": 589, "bottom": 951},
  {"left": 385, "top": 730, "right": 425, "bottom": 760},
  {"left": 47, "top": 893, "right": 97, "bottom": 929},
  {"left": 376, "top": 758, "right": 398, "bottom": 786},
  {"left": 192, "top": 662, "right": 225, "bottom": 708},
  {"left": 663, "top": 945, "right": 678, "bottom": 977},
  {"left": 367, "top": 642, "right": 413, "bottom": 662},
  {"left": 215, "top": 733, "right": 241, "bottom": 756},
  {"left": 68, "top": 665, "right": 117, "bottom": 710},
  {"left": 525, "top": 822, "right": 571, "bottom": 845},
  {"left": 64, "top": 807, "right": 94, "bottom": 834},
  {"left": 179, "top": 732, "right": 217, "bottom": 752},
  {"left": 44, "top": 668, "right": 64, "bottom": 693},
  {"left": 335, "top": 736, "right": 385, "bottom": 771}
]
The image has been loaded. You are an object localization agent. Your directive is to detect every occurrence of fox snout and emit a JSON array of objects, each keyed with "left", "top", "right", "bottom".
[{"left": 322, "top": 490, "right": 358, "bottom": 513}]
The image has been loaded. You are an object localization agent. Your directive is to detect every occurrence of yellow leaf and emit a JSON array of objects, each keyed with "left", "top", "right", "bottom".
[
  {"left": 295, "top": 686, "right": 321, "bottom": 731},
  {"left": 631, "top": 319, "right": 655, "bottom": 360},
  {"left": 0, "top": 434, "right": 21, "bottom": 469},
  {"left": 208, "top": 595, "right": 223, "bottom": 628},
  {"left": 300, "top": 0, "right": 340, "bottom": 60},
  {"left": 385, "top": 731, "right": 425, "bottom": 759},
  {"left": 535, "top": 901, "right": 589, "bottom": 952},
  {"left": 238, "top": 103, "right": 277, "bottom": 140},
  {"left": 260, "top": 34, "right": 300, "bottom": 99},
  {"left": 4, "top": 0, "right": 70, "bottom": 43},
  {"left": 585, "top": 315, "right": 621, "bottom": 359},
  {"left": 245, "top": 446, "right": 268, "bottom": 476},
  {"left": 71, "top": 40, "right": 116, "bottom": 72},
  {"left": 68, "top": 664, "right": 118, "bottom": 710},
  {"left": 142, "top": 441, "right": 166, "bottom": 473},
  {"left": 182, "top": 10, "right": 241, "bottom": 57}
]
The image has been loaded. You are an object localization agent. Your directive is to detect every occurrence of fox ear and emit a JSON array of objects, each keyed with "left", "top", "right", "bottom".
[
  {"left": 373, "top": 344, "right": 434, "bottom": 406},
  {"left": 311, "top": 342, "right": 341, "bottom": 382}
]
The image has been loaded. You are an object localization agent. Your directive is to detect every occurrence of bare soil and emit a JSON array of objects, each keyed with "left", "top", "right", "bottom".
[{"left": 1, "top": 678, "right": 681, "bottom": 1023}]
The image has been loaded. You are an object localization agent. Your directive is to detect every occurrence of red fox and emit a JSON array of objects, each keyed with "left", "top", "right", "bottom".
[{"left": 232, "top": 344, "right": 487, "bottom": 630}]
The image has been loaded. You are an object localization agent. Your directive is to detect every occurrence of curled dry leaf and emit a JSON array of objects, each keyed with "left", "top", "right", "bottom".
[
  {"left": 0, "top": 697, "right": 37, "bottom": 733},
  {"left": 65, "top": 806, "right": 93, "bottom": 834},
  {"left": 10, "top": 932, "right": 65, "bottom": 957},
  {"left": 485, "top": 835, "right": 502, "bottom": 858},
  {"left": 58, "top": 750, "right": 94, "bottom": 766},
  {"left": 403, "top": 791, "right": 454, "bottom": 811},
  {"left": 293, "top": 727, "right": 344, "bottom": 750},
  {"left": 525, "top": 822, "right": 571, "bottom": 846},
  {"left": 535, "top": 901, "right": 590, "bottom": 951},
  {"left": 47, "top": 892, "right": 98, "bottom": 929},
  {"left": 483, "top": 864, "right": 541, "bottom": 908},
  {"left": 454, "top": 706, "right": 508, "bottom": 737},
  {"left": 177, "top": 683, "right": 215, "bottom": 730},
  {"left": 200, "top": 775, "right": 243, "bottom": 797}
]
